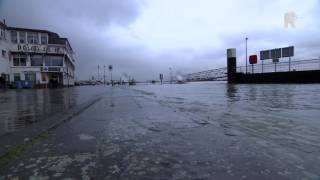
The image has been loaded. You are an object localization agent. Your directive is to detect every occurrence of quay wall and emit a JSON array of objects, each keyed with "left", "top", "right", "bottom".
[{"left": 230, "top": 70, "right": 320, "bottom": 84}]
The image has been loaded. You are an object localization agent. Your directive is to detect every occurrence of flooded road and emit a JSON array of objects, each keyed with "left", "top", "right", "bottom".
[
  {"left": 1, "top": 82, "right": 320, "bottom": 179},
  {"left": 0, "top": 86, "right": 107, "bottom": 136}
]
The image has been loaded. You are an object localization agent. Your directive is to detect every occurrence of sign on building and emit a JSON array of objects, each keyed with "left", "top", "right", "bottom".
[{"left": 16, "top": 44, "right": 65, "bottom": 54}]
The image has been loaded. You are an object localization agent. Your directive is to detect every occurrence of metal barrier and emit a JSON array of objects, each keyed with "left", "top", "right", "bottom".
[
  {"left": 237, "top": 58, "right": 320, "bottom": 74},
  {"left": 183, "top": 58, "right": 320, "bottom": 81}
]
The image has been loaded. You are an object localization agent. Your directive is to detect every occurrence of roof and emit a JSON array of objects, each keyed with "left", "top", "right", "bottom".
[
  {"left": 7, "top": 26, "right": 74, "bottom": 52},
  {"left": 6, "top": 26, "right": 51, "bottom": 34}
]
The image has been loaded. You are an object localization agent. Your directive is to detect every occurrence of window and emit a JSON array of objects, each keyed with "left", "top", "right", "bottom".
[
  {"left": 13, "top": 58, "right": 19, "bottom": 66},
  {"left": 11, "top": 31, "right": 18, "bottom": 43},
  {"left": 13, "top": 54, "right": 27, "bottom": 66},
  {"left": 31, "top": 55, "right": 43, "bottom": 66},
  {"left": 13, "top": 73, "right": 21, "bottom": 82},
  {"left": 2, "top": 50, "right": 6, "bottom": 57},
  {"left": 19, "top": 31, "right": 26, "bottom": 44},
  {"left": 41, "top": 34, "right": 47, "bottom": 44},
  {"left": 27, "top": 32, "right": 39, "bottom": 44},
  {"left": 25, "top": 72, "right": 36, "bottom": 82},
  {"left": 20, "top": 57, "right": 26, "bottom": 66},
  {"left": 51, "top": 56, "right": 63, "bottom": 66},
  {"left": 44, "top": 56, "right": 63, "bottom": 66},
  {"left": 0, "top": 26, "right": 5, "bottom": 40}
]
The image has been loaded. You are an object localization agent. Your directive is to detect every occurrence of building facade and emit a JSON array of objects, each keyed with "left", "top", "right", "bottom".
[{"left": 0, "top": 20, "right": 75, "bottom": 88}]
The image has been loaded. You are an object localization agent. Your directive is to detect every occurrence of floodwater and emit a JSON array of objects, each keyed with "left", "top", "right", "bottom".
[
  {"left": 0, "top": 86, "right": 107, "bottom": 136},
  {"left": 1, "top": 82, "right": 320, "bottom": 179},
  {"left": 133, "top": 82, "right": 320, "bottom": 153},
  {"left": 1, "top": 82, "right": 320, "bottom": 140}
]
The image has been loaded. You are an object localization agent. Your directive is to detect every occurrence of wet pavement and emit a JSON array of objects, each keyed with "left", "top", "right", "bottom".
[
  {"left": 1, "top": 83, "right": 320, "bottom": 179},
  {"left": 0, "top": 86, "right": 107, "bottom": 136}
]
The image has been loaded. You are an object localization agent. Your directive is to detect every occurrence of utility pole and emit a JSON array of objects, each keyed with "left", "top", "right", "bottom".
[
  {"left": 103, "top": 65, "right": 106, "bottom": 85},
  {"left": 109, "top": 65, "right": 113, "bottom": 86},
  {"left": 98, "top": 65, "right": 100, "bottom": 81},
  {"left": 245, "top": 37, "right": 248, "bottom": 74},
  {"left": 169, "top": 67, "right": 173, "bottom": 84}
]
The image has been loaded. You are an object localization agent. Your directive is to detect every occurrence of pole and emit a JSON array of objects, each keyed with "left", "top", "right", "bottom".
[
  {"left": 245, "top": 37, "right": 248, "bottom": 74},
  {"left": 98, "top": 65, "right": 100, "bottom": 81},
  {"left": 289, "top": 57, "right": 291, "bottom": 72},
  {"left": 252, "top": 64, "right": 254, "bottom": 74},
  {"left": 169, "top": 68, "right": 173, "bottom": 84},
  {"left": 262, "top": 60, "right": 264, "bottom": 73},
  {"left": 103, "top": 65, "right": 106, "bottom": 85},
  {"left": 275, "top": 63, "right": 277, "bottom": 72}
]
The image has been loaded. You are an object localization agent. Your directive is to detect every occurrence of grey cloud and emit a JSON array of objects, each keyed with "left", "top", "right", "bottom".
[
  {"left": 0, "top": 0, "right": 319, "bottom": 81},
  {"left": 0, "top": 0, "right": 150, "bottom": 80}
]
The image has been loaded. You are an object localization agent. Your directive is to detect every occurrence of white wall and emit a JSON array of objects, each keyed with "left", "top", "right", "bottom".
[
  {"left": 2, "top": 28, "right": 76, "bottom": 86},
  {"left": 0, "top": 31, "right": 10, "bottom": 76}
]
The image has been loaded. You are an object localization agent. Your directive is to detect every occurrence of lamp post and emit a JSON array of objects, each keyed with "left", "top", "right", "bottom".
[
  {"left": 97, "top": 65, "right": 100, "bottom": 81},
  {"left": 169, "top": 67, "right": 173, "bottom": 84},
  {"left": 103, "top": 65, "right": 106, "bottom": 85},
  {"left": 108, "top": 65, "right": 113, "bottom": 86},
  {"left": 245, "top": 37, "right": 248, "bottom": 74}
]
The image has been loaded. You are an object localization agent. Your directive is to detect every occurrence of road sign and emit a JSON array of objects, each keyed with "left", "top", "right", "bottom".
[
  {"left": 282, "top": 46, "right": 294, "bottom": 57},
  {"left": 271, "top": 48, "right": 282, "bottom": 59},
  {"left": 249, "top": 55, "right": 258, "bottom": 64},
  {"left": 260, "top": 50, "right": 270, "bottom": 60}
]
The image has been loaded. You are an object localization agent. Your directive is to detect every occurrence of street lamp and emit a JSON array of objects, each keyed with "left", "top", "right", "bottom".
[
  {"left": 103, "top": 65, "right": 106, "bottom": 85},
  {"left": 169, "top": 67, "right": 173, "bottom": 84},
  {"left": 108, "top": 65, "right": 113, "bottom": 85},
  {"left": 97, "top": 65, "right": 100, "bottom": 81},
  {"left": 245, "top": 37, "right": 248, "bottom": 74}
]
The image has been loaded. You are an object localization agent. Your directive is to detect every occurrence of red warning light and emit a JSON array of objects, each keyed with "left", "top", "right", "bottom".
[{"left": 249, "top": 55, "right": 258, "bottom": 64}]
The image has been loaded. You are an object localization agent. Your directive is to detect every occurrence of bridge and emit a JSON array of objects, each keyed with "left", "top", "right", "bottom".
[{"left": 183, "top": 67, "right": 228, "bottom": 81}]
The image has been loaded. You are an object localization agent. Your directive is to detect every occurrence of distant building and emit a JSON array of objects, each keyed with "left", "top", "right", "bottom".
[{"left": 0, "top": 19, "right": 75, "bottom": 88}]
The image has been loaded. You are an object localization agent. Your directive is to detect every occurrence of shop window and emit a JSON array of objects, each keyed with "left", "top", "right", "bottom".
[
  {"left": 25, "top": 72, "right": 36, "bottom": 82},
  {"left": 41, "top": 73, "right": 46, "bottom": 82},
  {"left": 13, "top": 73, "right": 21, "bottom": 82}
]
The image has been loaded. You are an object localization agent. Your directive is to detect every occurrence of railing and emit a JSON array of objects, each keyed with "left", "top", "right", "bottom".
[
  {"left": 183, "top": 58, "right": 320, "bottom": 81},
  {"left": 183, "top": 67, "right": 228, "bottom": 81},
  {"left": 237, "top": 58, "right": 320, "bottom": 74}
]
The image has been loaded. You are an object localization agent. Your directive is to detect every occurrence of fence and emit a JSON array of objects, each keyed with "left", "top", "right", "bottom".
[{"left": 237, "top": 58, "right": 320, "bottom": 74}]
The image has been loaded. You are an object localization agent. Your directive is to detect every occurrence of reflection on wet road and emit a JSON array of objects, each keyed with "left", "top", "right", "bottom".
[
  {"left": 1, "top": 82, "right": 320, "bottom": 179},
  {"left": 0, "top": 86, "right": 107, "bottom": 136}
]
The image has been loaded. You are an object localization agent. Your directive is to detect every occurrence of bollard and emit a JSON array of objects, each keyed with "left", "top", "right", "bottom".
[{"left": 227, "top": 48, "right": 237, "bottom": 83}]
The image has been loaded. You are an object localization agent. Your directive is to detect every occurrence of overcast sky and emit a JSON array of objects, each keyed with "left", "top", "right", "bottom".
[{"left": 0, "top": 0, "right": 319, "bottom": 80}]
